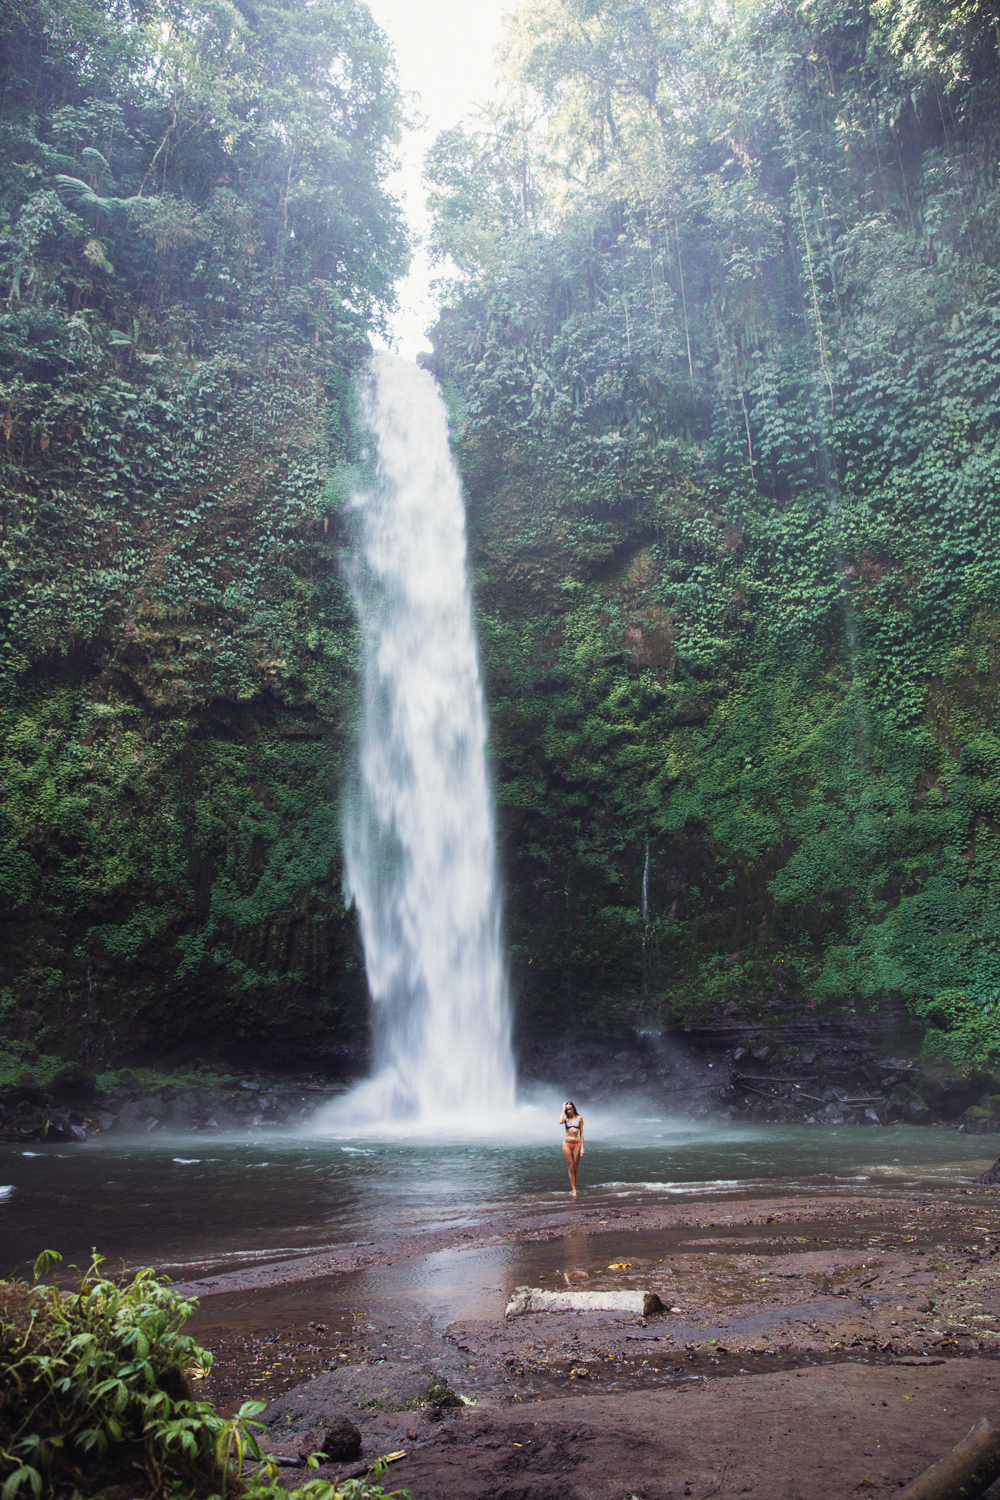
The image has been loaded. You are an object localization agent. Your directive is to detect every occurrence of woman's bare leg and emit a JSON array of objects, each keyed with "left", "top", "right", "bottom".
[{"left": 563, "top": 1140, "right": 580, "bottom": 1195}]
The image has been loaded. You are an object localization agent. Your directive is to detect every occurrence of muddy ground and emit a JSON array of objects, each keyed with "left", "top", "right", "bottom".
[{"left": 178, "top": 1186, "right": 1000, "bottom": 1498}]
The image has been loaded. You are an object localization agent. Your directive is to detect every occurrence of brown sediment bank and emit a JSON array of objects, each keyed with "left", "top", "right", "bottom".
[{"left": 183, "top": 1187, "right": 1000, "bottom": 1498}]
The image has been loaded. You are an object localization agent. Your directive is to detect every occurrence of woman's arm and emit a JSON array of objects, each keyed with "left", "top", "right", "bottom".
[{"left": 579, "top": 1121, "right": 584, "bottom": 1154}]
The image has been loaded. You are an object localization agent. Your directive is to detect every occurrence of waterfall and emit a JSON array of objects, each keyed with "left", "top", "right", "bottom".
[{"left": 325, "top": 353, "right": 515, "bottom": 1130}]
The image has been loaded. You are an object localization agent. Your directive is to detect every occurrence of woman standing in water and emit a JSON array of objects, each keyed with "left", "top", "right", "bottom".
[{"left": 560, "top": 1101, "right": 584, "bottom": 1195}]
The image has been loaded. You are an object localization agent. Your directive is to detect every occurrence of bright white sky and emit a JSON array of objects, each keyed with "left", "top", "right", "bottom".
[{"left": 364, "top": 0, "right": 512, "bottom": 358}]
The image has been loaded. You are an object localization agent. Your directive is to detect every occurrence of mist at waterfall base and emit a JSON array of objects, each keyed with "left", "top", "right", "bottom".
[
  {"left": 2, "top": 1119, "right": 996, "bottom": 1280},
  {"left": 318, "top": 354, "right": 517, "bottom": 1137}
]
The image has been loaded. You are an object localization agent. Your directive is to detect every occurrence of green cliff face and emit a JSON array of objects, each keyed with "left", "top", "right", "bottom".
[
  {"left": 5, "top": 0, "right": 1000, "bottom": 1079},
  {"left": 0, "top": 0, "right": 406, "bottom": 1071},
  {"left": 426, "top": 0, "right": 1000, "bottom": 1062}
]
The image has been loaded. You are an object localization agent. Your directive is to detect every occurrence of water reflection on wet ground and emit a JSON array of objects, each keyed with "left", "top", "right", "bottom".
[{"left": 189, "top": 1201, "right": 1000, "bottom": 1414}]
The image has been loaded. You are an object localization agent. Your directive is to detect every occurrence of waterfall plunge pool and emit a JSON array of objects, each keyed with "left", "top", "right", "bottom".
[{"left": 1, "top": 1114, "right": 994, "bottom": 1283}]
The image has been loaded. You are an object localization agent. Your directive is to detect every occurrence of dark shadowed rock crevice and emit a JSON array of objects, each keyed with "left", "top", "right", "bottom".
[{"left": 519, "top": 1019, "right": 1000, "bottom": 1134}]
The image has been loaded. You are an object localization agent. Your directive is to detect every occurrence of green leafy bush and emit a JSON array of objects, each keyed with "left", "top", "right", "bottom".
[
  {"left": 0, "top": 1254, "right": 410, "bottom": 1500},
  {"left": 917, "top": 989, "right": 1000, "bottom": 1069}
]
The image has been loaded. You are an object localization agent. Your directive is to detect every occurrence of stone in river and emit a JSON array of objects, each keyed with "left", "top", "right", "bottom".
[{"left": 105, "top": 1100, "right": 151, "bottom": 1134}]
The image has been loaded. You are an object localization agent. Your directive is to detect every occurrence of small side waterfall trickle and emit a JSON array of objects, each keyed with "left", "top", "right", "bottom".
[
  {"left": 641, "top": 838, "right": 660, "bottom": 998},
  {"left": 323, "top": 353, "right": 515, "bottom": 1130}
]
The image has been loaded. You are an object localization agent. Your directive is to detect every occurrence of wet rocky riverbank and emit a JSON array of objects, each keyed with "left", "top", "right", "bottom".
[
  {"left": 0, "top": 1069, "right": 350, "bottom": 1144},
  {"left": 522, "top": 1015, "right": 1000, "bottom": 1135},
  {"left": 4, "top": 1012, "right": 1000, "bottom": 1145},
  {"left": 183, "top": 1188, "right": 1000, "bottom": 1499}
]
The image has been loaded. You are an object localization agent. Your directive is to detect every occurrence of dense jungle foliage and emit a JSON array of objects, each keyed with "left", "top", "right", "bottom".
[
  {"left": 422, "top": 0, "right": 1000, "bottom": 1060},
  {"left": 0, "top": 0, "right": 407, "bottom": 1072},
  {"left": 5, "top": 0, "right": 1000, "bottom": 1077}
]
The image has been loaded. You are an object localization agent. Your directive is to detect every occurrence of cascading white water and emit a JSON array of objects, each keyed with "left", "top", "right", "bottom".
[{"left": 326, "top": 353, "right": 515, "bottom": 1129}]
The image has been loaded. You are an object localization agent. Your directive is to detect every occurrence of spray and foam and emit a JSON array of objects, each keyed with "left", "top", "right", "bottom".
[
  {"left": 311, "top": 356, "right": 694, "bottom": 1145},
  {"left": 315, "top": 354, "right": 535, "bottom": 1138}
]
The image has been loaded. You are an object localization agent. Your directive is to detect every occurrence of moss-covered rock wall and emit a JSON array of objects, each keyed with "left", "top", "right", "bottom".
[
  {"left": 0, "top": 0, "right": 406, "bottom": 1073},
  {"left": 6, "top": 0, "right": 1000, "bottom": 1083},
  {"left": 427, "top": 0, "right": 1000, "bottom": 1066}
]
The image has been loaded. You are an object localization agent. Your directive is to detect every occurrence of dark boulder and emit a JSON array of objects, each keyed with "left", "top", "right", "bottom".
[
  {"left": 260, "top": 1361, "right": 450, "bottom": 1443},
  {"left": 43, "top": 1113, "right": 87, "bottom": 1142},
  {"left": 887, "top": 1084, "right": 930, "bottom": 1124},
  {"left": 105, "top": 1100, "right": 152, "bottom": 1134},
  {"left": 319, "top": 1416, "right": 362, "bottom": 1461},
  {"left": 921, "top": 1061, "right": 996, "bottom": 1116},
  {"left": 0, "top": 1078, "right": 42, "bottom": 1107}
]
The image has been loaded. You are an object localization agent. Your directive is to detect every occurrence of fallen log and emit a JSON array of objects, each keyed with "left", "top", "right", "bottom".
[
  {"left": 732, "top": 1074, "right": 821, "bottom": 1084},
  {"left": 737, "top": 1083, "right": 826, "bottom": 1105},
  {"left": 505, "top": 1287, "right": 668, "bottom": 1317},
  {"left": 897, "top": 1415, "right": 1000, "bottom": 1499}
]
